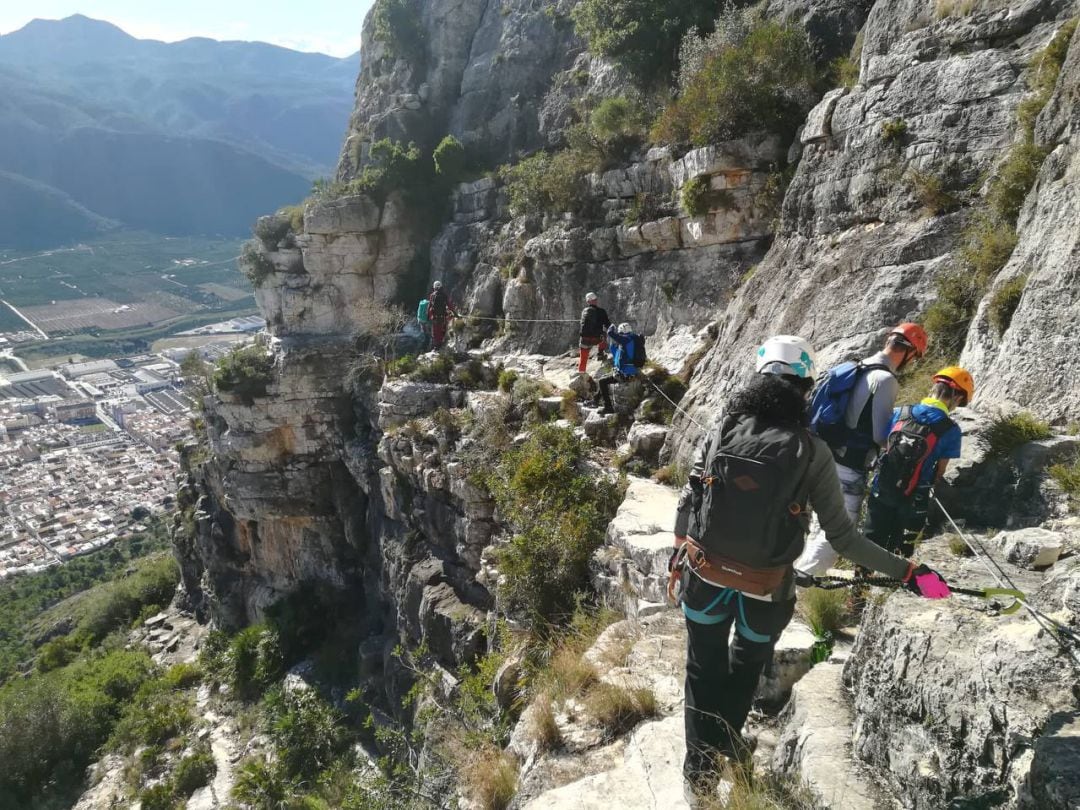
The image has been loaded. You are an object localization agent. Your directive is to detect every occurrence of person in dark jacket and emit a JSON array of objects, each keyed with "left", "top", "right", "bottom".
[
  {"left": 578, "top": 292, "right": 611, "bottom": 373},
  {"left": 593, "top": 322, "right": 641, "bottom": 414},
  {"left": 864, "top": 366, "right": 971, "bottom": 556},
  {"left": 672, "top": 335, "right": 951, "bottom": 798},
  {"left": 427, "top": 280, "right": 456, "bottom": 350}
]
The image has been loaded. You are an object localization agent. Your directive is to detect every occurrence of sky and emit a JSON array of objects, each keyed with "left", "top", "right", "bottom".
[{"left": 0, "top": 0, "right": 376, "bottom": 57}]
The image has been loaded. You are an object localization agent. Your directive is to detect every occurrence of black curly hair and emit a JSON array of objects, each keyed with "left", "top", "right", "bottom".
[{"left": 728, "top": 373, "right": 812, "bottom": 427}]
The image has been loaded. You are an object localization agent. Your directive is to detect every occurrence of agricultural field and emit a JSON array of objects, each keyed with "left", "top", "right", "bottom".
[{"left": 0, "top": 231, "right": 260, "bottom": 361}]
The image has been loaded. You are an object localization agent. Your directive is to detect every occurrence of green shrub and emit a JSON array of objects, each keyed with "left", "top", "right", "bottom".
[
  {"left": 925, "top": 213, "right": 1018, "bottom": 355},
  {"left": 410, "top": 353, "right": 454, "bottom": 383},
  {"left": 681, "top": 176, "right": 711, "bottom": 217},
  {"left": 1017, "top": 18, "right": 1078, "bottom": 133},
  {"left": 880, "top": 118, "right": 908, "bottom": 144},
  {"left": 502, "top": 149, "right": 590, "bottom": 216},
  {"left": 232, "top": 758, "right": 295, "bottom": 808},
  {"left": 213, "top": 344, "right": 274, "bottom": 405},
  {"left": 590, "top": 96, "right": 646, "bottom": 142},
  {"left": 173, "top": 747, "right": 217, "bottom": 797},
  {"left": 108, "top": 676, "right": 195, "bottom": 752},
  {"left": 254, "top": 215, "right": 293, "bottom": 250},
  {"left": 986, "top": 140, "right": 1046, "bottom": 223},
  {"left": 372, "top": 0, "right": 426, "bottom": 64},
  {"left": 497, "top": 369, "right": 519, "bottom": 392},
  {"left": 433, "top": 135, "right": 467, "bottom": 182},
  {"left": 988, "top": 274, "right": 1027, "bottom": 335},
  {"left": 484, "top": 425, "right": 625, "bottom": 622},
  {"left": 981, "top": 411, "right": 1052, "bottom": 459},
  {"left": 280, "top": 205, "right": 305, "bottom": 234},
  {"left": 345, "top": 139, "right": 427, "bottom": 207},
  {"left": 832, "top": 54, "right": 860, "bottom": 88},
  {"left": 1049, "top": 457, "right": 1080, "bottom": 508},
  {"left": 948, "top": 535, "right": 973, "bottom": 557},
  {"left": 907, "top": 168, "right": 960, "bottom": 215},
  {"left": 652, "top": 19, "right": 816, "bottom": 146},
  {"left": 240, "top": 241, "right": 275, "bottom": 288},
  {"left": 571, "top": 0, "right": 714, "bottom": 83},
  {"left": 265, "top": 688, "right": 351, "bottom": 777},
  {"left": 0, "top": 649, "right": 155, "bottom": 806},
  {"left": 74, "top": 555, "right": 180, "bottom": 645},
  {"left": 139, "top": 782, "right": 178, "bottom": 810},
  {"left": 798, "top": 587, "right": 849, "bottom": 636},
  {"left": 385, "top": 354, "right": 419, "bottom": 378},
  {"left": 511, "top": 377, "right": 555, "bottom": 421},
  {"left": 653, "top": 462, "right": 689, "bottom": 488},
  {"left": 162, "top": 662, "right": 202, "bottom": 690}
]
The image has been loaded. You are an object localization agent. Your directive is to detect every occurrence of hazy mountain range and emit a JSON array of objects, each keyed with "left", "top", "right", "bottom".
[{"left": 0, "top": 15, "right": 358, "bottom": 249}]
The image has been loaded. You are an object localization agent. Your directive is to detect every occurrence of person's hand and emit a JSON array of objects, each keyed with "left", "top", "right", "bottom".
[{"left": 904, "top": 564, "right": 951, "bottom": 599}]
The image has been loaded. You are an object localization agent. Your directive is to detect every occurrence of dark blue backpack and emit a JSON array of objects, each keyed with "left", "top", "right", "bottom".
[{"left": 808, "top": 361, "right": 891, "bottom": 448}]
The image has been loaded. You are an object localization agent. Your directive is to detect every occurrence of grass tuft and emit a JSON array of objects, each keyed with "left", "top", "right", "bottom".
[
  {"left": 584, "top": 682, "right": 657, "bottom": 738},
  {"left": 462, "top": 748, "right": 518, "bottom": 810},
  {"left": 981, "top": 411, "right": 1052, "bottom": 459},
  {"left": 987, "top": 274, "right": 1027, "bottom": 335},
  {"left": 797, "top": 587, "right": 850, "bottom": 636}
]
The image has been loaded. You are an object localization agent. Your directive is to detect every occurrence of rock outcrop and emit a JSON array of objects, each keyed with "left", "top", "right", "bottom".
[{"left": 670, "top": 1, "right": 1079, "bottom": 462}]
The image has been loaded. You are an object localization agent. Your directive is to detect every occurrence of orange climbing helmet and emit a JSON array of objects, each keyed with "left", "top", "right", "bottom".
[
  {"left": 933, "top": 366, "right": 975, "bottom": 406},
  {"left": 888, "top": 322, "right": 929, "bottom": 358}
]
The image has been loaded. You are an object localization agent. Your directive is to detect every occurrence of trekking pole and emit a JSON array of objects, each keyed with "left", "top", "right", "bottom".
[{"left": 931, "top": 495, "right": 1080, "bottom": 666}]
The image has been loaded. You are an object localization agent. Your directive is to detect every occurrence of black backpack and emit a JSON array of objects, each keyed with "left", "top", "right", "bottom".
[
  {"left": 429, "top": 289, "right": 448, "bottom": 317},
  {"left": 875, "top": 406, "right": 954, "bottom": 503},
  {"left": 688, "top": 414, "right": 816, "bottom": 569},
  {"left": 627, "top": 333, "right": 647, "bottom": 366}
]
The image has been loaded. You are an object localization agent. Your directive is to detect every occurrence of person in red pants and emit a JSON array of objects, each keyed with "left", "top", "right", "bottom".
[
  {"left": 427, "top": 280, "right": 456, "bottom": 350},
  {"left": 578, "top": 292, "right": 610, "bottom": 373}
]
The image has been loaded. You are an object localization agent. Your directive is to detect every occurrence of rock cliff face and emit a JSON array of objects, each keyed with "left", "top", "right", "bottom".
[
  {"left": 670, "top": 0, "right": 1080, "bottom": 462},
  {"left": 176, "top": 0, "right": 1080, "bottom": 807}
]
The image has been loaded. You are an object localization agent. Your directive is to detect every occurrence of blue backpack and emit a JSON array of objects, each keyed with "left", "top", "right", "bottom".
[{"left": 808, "top": 361, "right": 891, "bottom": 448}]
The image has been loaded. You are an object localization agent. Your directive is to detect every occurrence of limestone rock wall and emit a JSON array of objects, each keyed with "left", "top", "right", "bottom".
[
  {"left": 963, "top": 24, "right": 1080, "bottom": 423},
  {"left": 669, "top": 0, "right": 1079, "bottom": 463}
]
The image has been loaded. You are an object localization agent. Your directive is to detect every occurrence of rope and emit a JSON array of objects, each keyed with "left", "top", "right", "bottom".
[
  {"left": 457, "top": 314, "right": 582, "bottom": 324},
  {"left": 932, "top": 495, "right": 1080, "bottom": 664},
  {"left": 643, "top": 376, "right": 709, "bottom": 432}
]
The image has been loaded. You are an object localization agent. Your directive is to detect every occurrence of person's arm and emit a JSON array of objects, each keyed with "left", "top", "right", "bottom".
[
  {"left": 806, "top": 441, "right": 911, "bottom": 579},
  {"left": 932, "top": 458, "right": 950, "bottom": 485},
  {"left": 580, "top": 308, "right": 589, "bottom": 335},
  {"left": 674, "top": 436, "right": 711, "bottom": 540},
  {"left": 606, "top": 324, "right": 626, "bottom": 346},
  {"left": 870, "top": 375, "right": 900, "bottom": 447}
]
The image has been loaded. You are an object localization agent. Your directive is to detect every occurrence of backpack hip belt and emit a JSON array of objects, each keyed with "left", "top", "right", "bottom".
[{"left": 668, "top": 538, "right": 790, "bottom": 600}]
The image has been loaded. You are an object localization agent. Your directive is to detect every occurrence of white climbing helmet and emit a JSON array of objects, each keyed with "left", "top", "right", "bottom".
[
  {"left": 585, "top": 292, "right": 598, "bottom": 304},
  {"left": 755, "top": 335, "right": 818, "bottom": 379},
  {"left": 432, "top": 280, "right": 443, "bottom": 290},
  {"left": 617, "top": 322, "right": 632, "bottom": 334}
]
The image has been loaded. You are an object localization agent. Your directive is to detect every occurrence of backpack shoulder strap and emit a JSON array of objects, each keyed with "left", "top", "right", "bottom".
[
  {"left": 792, "top": 429, "right": 816, "bottom": 506},
  {"left": 857, "top": 361, "right": 895, "bottom": 378},
  {"left": 928, "top": 415, "right": 955, "bottom": 437}
]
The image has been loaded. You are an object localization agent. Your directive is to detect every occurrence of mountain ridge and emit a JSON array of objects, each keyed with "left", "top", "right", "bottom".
[{"left": 0, "top": 15, "right": 359, "bottom": 249}]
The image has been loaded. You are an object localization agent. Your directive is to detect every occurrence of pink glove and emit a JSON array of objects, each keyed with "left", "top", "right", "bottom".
[{"left": 905, "top": 564, "right": 951, "bottom": 599}]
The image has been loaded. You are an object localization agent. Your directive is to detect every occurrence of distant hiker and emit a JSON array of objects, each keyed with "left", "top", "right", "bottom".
[
  {"left": 578, "top": 292, "right": 611, "bottom": 373},
  {"left": 670, "top": 335, "right": 950, "bottom": 797},
  {"left": 417, "top": 296, "right": 431, "bottom": 348},
  {"left": 865, "top": 367, "right": 972, "bottom": 557},
  {"left": 795, "top": 322, "right": 929, "bottom": 575},
  {"left": 593, "top": 322, "right": 645, "bottom": 415},
  {"left": 427, "top": 280, "right": 456, "bottom": 350}
]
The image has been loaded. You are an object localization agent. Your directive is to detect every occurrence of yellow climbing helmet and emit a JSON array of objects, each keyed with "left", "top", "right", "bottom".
[{"left": 933, "top": 366, "right": 974, "bottom": 406}]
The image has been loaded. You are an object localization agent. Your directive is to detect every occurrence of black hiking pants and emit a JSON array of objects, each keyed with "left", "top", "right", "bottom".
[
  {"left": 865, "top": 491, "right": 926, "bottom": 558},
  {"left": 681, "top": 574, "right": 795, "bottom": 783},
  {"left": 595, "top": 371, "right": 631, "bottom": 411}
]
